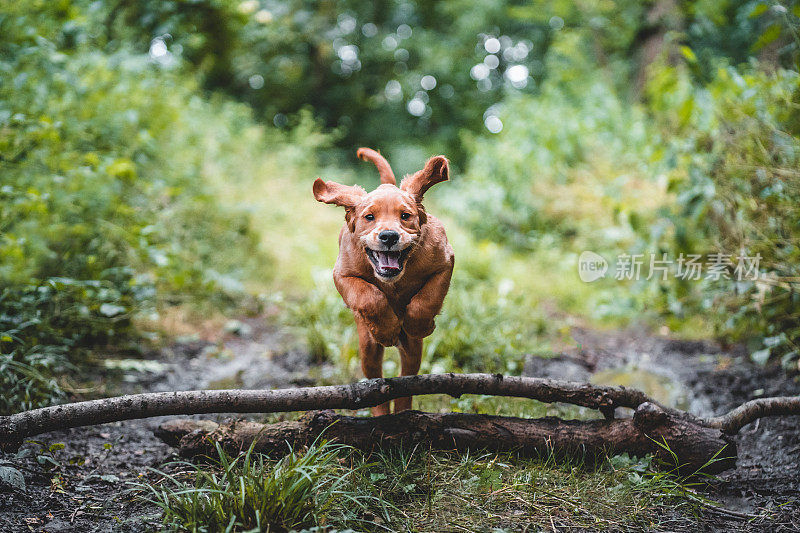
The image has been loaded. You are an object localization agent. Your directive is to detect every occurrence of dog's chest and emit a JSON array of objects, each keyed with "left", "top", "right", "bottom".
[{"left": 375, "top": 276, "right": 425, "bottom": 304}]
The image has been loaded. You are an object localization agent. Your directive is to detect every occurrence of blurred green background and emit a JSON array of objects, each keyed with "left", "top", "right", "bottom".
[{"left": 1, "top": 0, "right": 799, "bottom": 414}]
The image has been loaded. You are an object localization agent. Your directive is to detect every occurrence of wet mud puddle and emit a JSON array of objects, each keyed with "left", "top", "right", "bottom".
[
  {"left": 524, "top": 326, "right": 800, "bottom": 528},
  {"left": 591, "top": 365, "right": 689, "bottom": 411}
]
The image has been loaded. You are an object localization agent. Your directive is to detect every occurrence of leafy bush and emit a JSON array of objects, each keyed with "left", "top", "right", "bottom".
[
  {"left": 642, "top": 62, "right": 800, "bottom": 368},
  {"left": 0, "top": 277, "right": 142, "bottom": 414},
  {"left": 449, "top": 22, "right": 800, "bottom": 367},
  {"left": 104, "top": 0, "right": 783, "bottom": 158},
  {"left": 0, "top": 2, "right": 310, "bottom": 412},
  {"left": 443, "top": 23, "right": 677, "bottom": 252},
  {"left": 4, "top": 0, "right": 800, "bottom": 420},
  {"left": 450, "top": 80, "right": 662, "bottom": 251},
  {"left": 423, "top": 267, "right": 549, "bottom": 375},
  {"left": 287, "top": 269, "right": 357, "bottom": 364}
]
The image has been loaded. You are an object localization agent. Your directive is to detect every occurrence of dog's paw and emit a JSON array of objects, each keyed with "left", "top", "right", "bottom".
[
  {"left": 355, "top": 308, "right": 401, "bottom": 346},
  {"left": 402, "top": 314, "right": 435, "bottom": 339},
  {"left": 367, "top": 321, "right": 401, "bottom": 347},
  {"left": 403, "top": 300, "right": 437, "bottom": 338}
]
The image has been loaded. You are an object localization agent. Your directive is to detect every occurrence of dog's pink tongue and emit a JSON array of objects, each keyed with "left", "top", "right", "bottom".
[{"left": 377, "top": 251, "right": 400, "bottom": 270}]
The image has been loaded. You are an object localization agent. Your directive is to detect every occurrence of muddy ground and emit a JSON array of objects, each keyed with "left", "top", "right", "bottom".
[
  {"left": 527, "top": 327, "right": 800, "bottom": 531},
  {"left": 1, "top": 319, "right": 798, "bottom": 532}
]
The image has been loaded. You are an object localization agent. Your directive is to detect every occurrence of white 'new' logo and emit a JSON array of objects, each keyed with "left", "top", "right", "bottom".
[{"left": 578, "top": 251, "right": 608, "bottom": 282}]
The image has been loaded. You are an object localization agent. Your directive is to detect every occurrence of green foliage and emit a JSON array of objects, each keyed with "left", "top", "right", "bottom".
[
  {"left": 449, "top": 19, "right": 800, "bottom": 366},
  {"left": 450, "top": 64, "right": 662, "bottom": 251},
  {"left": 642, "top": 62, "right": 800, "bottom": 368},
  {"left": 0, "top": 24, "right": 266, "bottom": 297},
  {"left": 0, "top": 278, "right": 140, "bottom": 414},
  {"left": 0, "top": 348, "right": 65, "bottom": 417},
  {"left": 4, "top": 0, "right": 800, "bottom": 412},
  {"left": 746, "top": 0, "right": 800, "bottom": 70},
  {"left": 105, "top": 0, "right": 550, "bottom": 156},
  {"left": 423, "top": 267, "right": 548, "bottom": 375},
  {"left": 100, "top": 0, "right": 790, "bottom": 159},
  {"left": 0, "top": 1, "right": 292, "bottom": 412},
  {"left": 286, "top": 270, "right": 356, "bottom": 364},
  {"left": 137, "top": 439, "right": 389, "bottom": 532}
]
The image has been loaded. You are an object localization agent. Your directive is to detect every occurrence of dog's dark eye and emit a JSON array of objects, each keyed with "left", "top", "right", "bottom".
[
  {"left": 364, "top": 214, "right": 374, "bottom": 221},
  {"left": 401, "top": 212, "right": 411, "bottom": 220}
]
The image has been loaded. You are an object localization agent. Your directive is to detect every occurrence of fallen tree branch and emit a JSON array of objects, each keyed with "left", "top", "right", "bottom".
[
  {"left": 706, "top": 396, "right": 800, "bottom": 434},
  {"left": 0, "top": 373, "right": 656, "bottom": 449},
  {"left": 1, "top": 373, "right": 797, "bottom": 474},
  {"left": 155, "top": 405, "right": 737, "bottom": 474}
]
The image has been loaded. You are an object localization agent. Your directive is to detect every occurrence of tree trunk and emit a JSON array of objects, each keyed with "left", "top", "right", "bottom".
[
  {"left": 633, "top": 0, "right": 684, "bottom": 95},
  {"left": 157, "top": 403, "right": 736, "bottom": 474}
]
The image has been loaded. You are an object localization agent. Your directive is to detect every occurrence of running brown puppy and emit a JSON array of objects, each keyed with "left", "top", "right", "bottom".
[{"left": 313, "top": 148, "right": 454, "bottom": 415}]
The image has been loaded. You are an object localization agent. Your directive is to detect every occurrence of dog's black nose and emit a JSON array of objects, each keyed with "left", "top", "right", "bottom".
[{"left": 378, "top": 230, "right": 399, "bottom": 247}]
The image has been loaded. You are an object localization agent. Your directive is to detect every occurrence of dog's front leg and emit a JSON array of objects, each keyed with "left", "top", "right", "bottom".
[
  {"left": 394, "top": 267, "right": 453, "bottom": 413},
  {"left": 394, "top": 330, "right": 423, "bottom": 413},
  {"left": 355, "top": 318, "right": 391, "bottom": 416},
  {"left": 403, "top": 266, "right": 454, "bottom": 340},
  {"left": 334, "top": 274, "right": 400, "bottom": 416},
  {"left": 334, "top": 274, "right": 401, "bottom": 346}
]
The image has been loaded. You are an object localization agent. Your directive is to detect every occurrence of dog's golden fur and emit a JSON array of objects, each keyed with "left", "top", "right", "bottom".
[{"left": 313, "top": 148, "right": 454, "bottom": 415}]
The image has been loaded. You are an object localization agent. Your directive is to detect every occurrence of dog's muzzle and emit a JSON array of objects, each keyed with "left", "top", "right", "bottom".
[{"left": 366, "top": 247, "right": 410, "bottom": 278}]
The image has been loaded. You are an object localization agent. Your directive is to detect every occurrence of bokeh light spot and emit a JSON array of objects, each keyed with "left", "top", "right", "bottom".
[
  {"left": 505, "top": 64, "right": 529, "bottom": 84},
  {"left": 470, "top": 63, "right": 490, "bottom": 81},
  {"left": 407, "top": 98, "right": 426, "bottom": 116},
  {"left": 337, "top": 14, "right": 356, "bottom": 34},
  {"left": 421, "top": 75, "right": 437, "bottom": 90},
  {"left": 382, "top": 35, "right": 398, "bottom": 51},
  {"left": 361, "top": 22, "right": 378, "bottom": 37},
  {"left": 255, "top": 10, "right": 273, "bottom": 24},
  {"left": 484, "top": 37, "right": 501, "bottom": 54},
  {"left": 273, "top": 113, "right": 288, "bottom": 127},
  {"left": 484, "top": 115, "right": 503, "bottom": 133},
  {"left": 549, "top": 16, "right": 565, "bottom": 30},
  {"left": 397, "top": 24, "right": 412, "bottom": 39},
  {"left": 149, "top": 39, "right": 168, "bottom": 59},
  {"left": 385, "top": 79, "right": 402, "bottom": 101},
  {"left": 248, "top": 74, "right": 264, "bottom": 89},
  {"left": 337, "top": 45, "right": 358, "bottom": 62}
]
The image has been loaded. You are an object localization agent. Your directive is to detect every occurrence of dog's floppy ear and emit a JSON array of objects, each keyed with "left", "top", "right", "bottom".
[
  {"left": 400, "top": 155, "right": 449, "bottom": 200},
  {"left": 313, "top": 178, "right": 366, "bottom": 232},
  {"left": 313, "top": 178, "right": 366, "bottom": 208}
]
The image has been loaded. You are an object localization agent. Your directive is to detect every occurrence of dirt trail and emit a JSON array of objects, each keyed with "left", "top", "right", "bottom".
[
  {"left": 525, "top": 326, "right": 800, "bottom": 531},
  {"left": 1, "top": 320, "right": 798, "bottom": 532},
  {"left": 0, "top": 319, "right": 327, "bottom": 532}
]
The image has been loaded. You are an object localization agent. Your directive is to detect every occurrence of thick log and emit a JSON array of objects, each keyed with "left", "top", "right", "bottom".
[
  {"left": 160, "top": 403, "right": 737, "bottom": 474},
  {"left": 0, "top": 373, "right": 657, "bottom": 450}
]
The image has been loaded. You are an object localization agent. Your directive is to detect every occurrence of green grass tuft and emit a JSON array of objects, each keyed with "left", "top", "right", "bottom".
[
  {"left": 138, "top": 442, "right": 720, "bottom": 532},
  {"left": 136, "top": 438, "right": 395, "bottom": 532}
]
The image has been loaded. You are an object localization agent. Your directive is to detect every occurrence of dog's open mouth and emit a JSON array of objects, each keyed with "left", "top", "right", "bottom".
[{"left": 366, "top": 248, "right": 410, "bottom": 278}]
